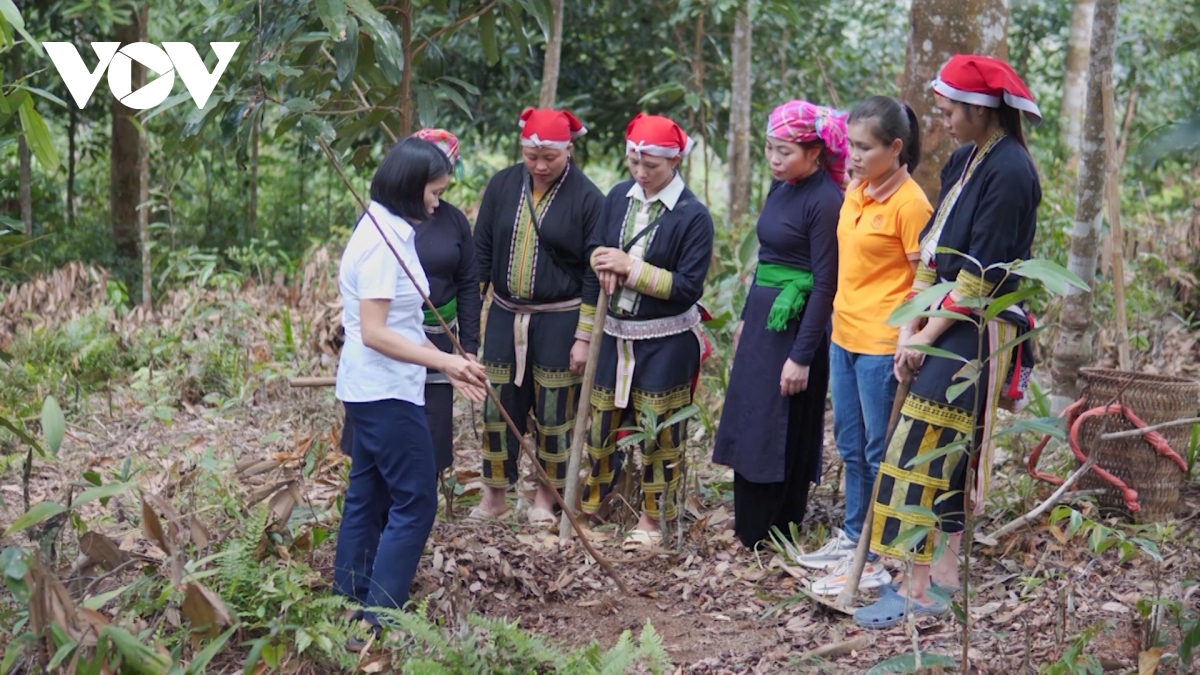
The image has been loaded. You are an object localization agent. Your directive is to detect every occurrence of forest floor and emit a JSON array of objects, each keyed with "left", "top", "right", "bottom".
[{"left": 3, "top": 262, "right": 1200, "bottom": 672}]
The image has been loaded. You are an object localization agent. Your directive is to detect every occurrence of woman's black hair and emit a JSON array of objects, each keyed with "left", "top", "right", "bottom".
[
  {"left": 848, "top": 95, "right": 922, "bottom": 173},
  {"left": 994, "top": 104, "right": 1027, "bottom": 149},
  {"left": 369, "top": 137, "right": 452, "bottom": 223}
]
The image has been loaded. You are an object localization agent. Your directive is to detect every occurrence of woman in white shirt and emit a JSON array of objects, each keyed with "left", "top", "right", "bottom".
[{"left": 333, "top": 137, "right": 488, "bottom": 633}]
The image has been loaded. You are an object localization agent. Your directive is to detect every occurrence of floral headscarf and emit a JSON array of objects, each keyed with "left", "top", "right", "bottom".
[
  {"left": 412, "top": 128, "right": 463, "bottom": 177},
  {"left": 767, "top": 101, "right": 850, "bottom": 187}
]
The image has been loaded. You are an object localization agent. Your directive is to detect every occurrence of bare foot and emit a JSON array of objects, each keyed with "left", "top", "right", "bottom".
[
  {"left": 478, "top": 485, "right": 510, "bottom": 516},
  {"left": 635, "top": 513, "right": 660, "bottom": 532},
  {"left": 532, "top": 483, "right": 559, "bottom": 514}
]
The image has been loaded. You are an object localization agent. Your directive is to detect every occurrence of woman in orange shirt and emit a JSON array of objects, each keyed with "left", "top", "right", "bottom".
[{"left": 795, "top": 97, "right": 932, "bottom": 595}]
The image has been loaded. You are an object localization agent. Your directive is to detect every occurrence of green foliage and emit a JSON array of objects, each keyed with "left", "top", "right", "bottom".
[
  {"left": 866, "top": 652, "right": 958, "bottom": 674},
  {"left": 1040, "top": 623, "right": 1106, "bottom": 675}
]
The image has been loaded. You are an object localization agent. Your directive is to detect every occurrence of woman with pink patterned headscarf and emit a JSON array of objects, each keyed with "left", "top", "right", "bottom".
[{"left": 712, "top": 100, "right": 848, "bottom": 547}]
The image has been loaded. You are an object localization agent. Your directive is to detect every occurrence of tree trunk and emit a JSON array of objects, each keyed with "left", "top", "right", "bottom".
[
  {"left": 1050, "top": 0, "right": 1120, "bottom": 406},
  {"left": 399, "top": 0, "right": 414, "bottom": 137},
  {"left": 1063, "top": 0, "right": 1096, "bottom": 171},
  {"left": 18, "top": 136, "right": 32, "bottom": 237},
  {"left": 135, "top": 3, "right": 151, "bottom": 310},
  {"left": 726, "top": 0, "right": 753, "bottom": 227},
  {"left": 538, "top": 0, "right": 565, "bottom": 108},
  {"left": 901, "top": 0, "right": 1010, "bottom": 197},
  {"left": 67, "top": 101, "right": 77, "bottom": 231},
  {"left": 249, "top": 113, "right": 259, "bottom": 239},
  {"left": 111, "top": 4, "right": 147, "bottom": 262}
]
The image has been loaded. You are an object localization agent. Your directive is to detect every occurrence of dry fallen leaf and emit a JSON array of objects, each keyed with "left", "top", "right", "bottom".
[
  {"left": 1139, "top": 647, "right": 1162, "bottom": 675},
  {"left": 182, "top": 582, "right": 233, "bottom": 639},
  {"left": 141, "top": 495, "right": 172, "bottom": 555}
]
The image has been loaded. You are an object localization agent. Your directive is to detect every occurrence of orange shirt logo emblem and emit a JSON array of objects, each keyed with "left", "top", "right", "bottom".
[{"left": 870, "top": 214, "right": 885, "bottom": 230}]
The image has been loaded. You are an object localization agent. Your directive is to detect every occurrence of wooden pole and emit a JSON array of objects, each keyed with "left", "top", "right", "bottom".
[
  {"left": 314, "top": 139, "right": 630, "bottom": 595},
  {"left": 559, "top": 289, "right": 609, "bottom": 539},
  {"left": 835, "top": 374, "right": 912, "bottom": 609}
]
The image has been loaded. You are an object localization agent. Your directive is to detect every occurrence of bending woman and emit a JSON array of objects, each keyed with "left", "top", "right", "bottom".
[
  {"left": 713, "top": 101, "right": 847, "bottom": 548},
  {"left": 340, "top": 128, "right": 481, "bottom": 478},
  {"left": 801, "top": 97, "right": 932, "bottom": 596},
  {"left": 333, "top": 138, "right": 488, "bottom": 630},
  {"left": 854, "top": 55, "right": 1042, "bottom": 628},
  {"left": 576, "top": 113, "right": 714, "bottom": 550}
]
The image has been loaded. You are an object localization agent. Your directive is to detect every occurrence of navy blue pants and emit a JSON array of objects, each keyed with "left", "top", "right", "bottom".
[{"left": 333, "top": 399, "right": 436, "bottom": 624}]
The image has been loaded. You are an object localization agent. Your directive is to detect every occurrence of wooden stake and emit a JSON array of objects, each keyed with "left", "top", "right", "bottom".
[
  {"left": 315, "top": 139, "right": 630, "bottom": 595},
  {"left": 559, "top": 288, "right": 609, "bottom": 540},
  {"left": 835, "top": 374, "right": 912, "bottom": 609}
]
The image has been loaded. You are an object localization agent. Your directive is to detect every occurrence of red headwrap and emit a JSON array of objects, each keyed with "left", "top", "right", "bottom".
[
  {"left": 625, "top": 113, "right": 694, "bottom": 159},
  {"left": 931, "top": 54, "right": 1042, "bottom": 125},
  {"left": 518, "top": 107, "right": 587, "bottom": 149}
]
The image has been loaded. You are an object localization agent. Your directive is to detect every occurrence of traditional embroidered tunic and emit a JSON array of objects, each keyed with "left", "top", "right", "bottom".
[
  {"left": 475, "top": 161, "right": 604, "bottom": 488},
  {"left": 712, "top": 170, "right": 842, "bottom": 546},
  {"left": 871, "top": 133, "right": 1040, "bottom": 563},
  {"left": 577, "top": 174, "right": 714, "bottom": 521}
]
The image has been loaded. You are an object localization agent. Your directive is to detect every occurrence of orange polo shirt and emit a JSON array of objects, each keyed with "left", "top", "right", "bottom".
[{"left": 832, "top": 169, "right": 933, "bottom": 355}]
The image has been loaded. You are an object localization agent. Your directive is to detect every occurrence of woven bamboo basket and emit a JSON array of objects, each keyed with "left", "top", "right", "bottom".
[{"left": 1075, "top": 368, "right": 1200, "bottom": 522}]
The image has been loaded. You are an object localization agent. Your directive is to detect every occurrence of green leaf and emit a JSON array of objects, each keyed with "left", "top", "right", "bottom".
[
  {"left": 41, "top": 396, "right": 65, "bottom": 456},
  {"left": 0, "top": 634, "right": 29, "bottom": 674},
  {"left": 333, "top": 17, "right": 359, "bottom": 85},
  {"left": 738, "top": 229, "right": 759, "bottom": 268},
  {"left": 0, "top": 0, "right": 41, "bottom": 55},
  {"left": 986, "top": 325, "right": 1050, "bottom": 365},
  {"left": 1179, "top": 616, "right": 1200, "bottom": 665},
  {"left": 416, "top": 87, "right": 437, "bottom": 129},
  {"left": 83, "top": 583, "right": 131, "bottom": 610},
  {"left": 242, "top": 637, "right": 268, "bottom": 675},
  {"left": 866, "top": 652, "right": 958, "bottom": 674},
  {"left": 284, "top": 98, "right": 317, "bottom": 114},
  {"left": 893, "top": 505, "right": 937, "bottom": 522},
  {"left": 935, "top": 246, "right": 982, "bottom": 271},
  {"left": 992, "top": 417, "right": 1066, "bottom": 441},
  {"left": 904, "top": 343, "right": 968, "bottom": 363},
  {"left": 5, "top": 501, "right": 67, "bottom": 535},
  {"left": 946, "top": 379, "right": 975, "bottom": 404},
  {"left": 2, "top": 545, "right": 28, "bottom": 580},
  {"left": 886, "top": 281, "right": 957, "bottom": 326},
  {"left": 71, "top": 481, "right": 133, "bottom": 509},
  {"left": 100, "top": 625, "right": 172, "bottom": 673},
  {"left": 1009, "top": 259, "right": 1089, "bottom": 295},
  {"left": 188, "top": 625, "right": 238, "bottom": 674},
  {"left": 316, "top": 0, "right": 349, "bottom": 40},
  {"left": 905, "top": 439, "right": 968, "bottom": 470},
  {"left": 887, "top": 525, "right": 932, "bottom": 553},
  {"left": 18, "top": 99, "right": 59, "bottom": 173},
  {"left": 0, "top": 414, "right": 45, "bottom": 455},
  {"left": 24, "top": 87, "right": 67, "bottom": 108},
  {"left": 48, "top": 640, "right": 78, "bottom": 670},
  {"left": 983, "top": 286, "right": 1042, "bottom": 323},
  {"left": 346, "top": 0, "right": 404, "bottom": 84},
  {"left": 661, "top": 404, "right": 700, "bottom": 430},
  {"left": 479, "top": 10, "right": 499, "bottom": 65}
]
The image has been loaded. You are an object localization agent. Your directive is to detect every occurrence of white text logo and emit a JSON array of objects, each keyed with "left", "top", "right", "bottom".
[{"left": 44, "top": 42, "right": 240, "bottom": 110}]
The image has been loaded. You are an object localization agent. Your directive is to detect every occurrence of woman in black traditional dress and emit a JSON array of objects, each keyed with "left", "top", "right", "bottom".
[
  {"left": 575, "top": 113, "right": 714, "bottom": 550},
  {"left": 854, "top": 55, "right": 1042, "bottom": 628},
  {"left": 712, "top": 101, "right": 848, "bottom": 548},
  {"left": 472, "top": 108, "right": 605, "bottom": 525},
  {"left": 339, "top": 129, "right": 481, "bottom": 478}
]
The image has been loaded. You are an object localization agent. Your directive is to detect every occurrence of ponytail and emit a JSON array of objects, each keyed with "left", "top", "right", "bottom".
[{"left": 848, "top": 95, "right": 922, "bottom": 174}]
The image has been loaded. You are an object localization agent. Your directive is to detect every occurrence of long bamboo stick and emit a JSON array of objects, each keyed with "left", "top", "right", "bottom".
[
  {"left": 314, "top": 138, "right": 629, "bottom": 595},
  {"left": 559, "top": 288, "right": 609, "bottom": 539}
]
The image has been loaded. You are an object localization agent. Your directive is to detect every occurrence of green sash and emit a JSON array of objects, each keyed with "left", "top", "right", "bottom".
[
  {"left": 423, "top": 297, "right": 457, "bottom": 326},
  {"left": 755, "top": 262, "right": 815, "bottom": 332}
]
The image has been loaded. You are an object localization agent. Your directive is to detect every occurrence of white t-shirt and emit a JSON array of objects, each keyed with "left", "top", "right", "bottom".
[{"left": 335, "top": 201, "right": 431, "bottom": 405}]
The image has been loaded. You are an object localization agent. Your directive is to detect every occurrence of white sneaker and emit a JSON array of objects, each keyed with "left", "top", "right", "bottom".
[
  {"left": 795, "top": 528, "right": 856, "bottom": 570},
  {"left": 809, "top": 557, "right": 893, "bottom": 596}
]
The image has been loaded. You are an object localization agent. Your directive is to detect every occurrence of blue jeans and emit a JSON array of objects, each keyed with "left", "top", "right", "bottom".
[
  {"left": 830, "top": 344, "right": 898, "bottom": 544},
  {"left": 334, "top": 399, "right": 437, "bottom": 624}
]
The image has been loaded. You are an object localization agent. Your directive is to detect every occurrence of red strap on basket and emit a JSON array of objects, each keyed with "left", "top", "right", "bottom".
[{"left": 1026, "top": 398, "right": 1188, "bottom": 513}]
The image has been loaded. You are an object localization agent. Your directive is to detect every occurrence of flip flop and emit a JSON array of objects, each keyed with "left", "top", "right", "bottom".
[
  {"left": 854, "top": 589, "right": 948, "bottom": 629},
  {"left": 466, "top": 504, "right": 510, "bottom": 521},
  {"left": 622, "top": 528, "right": 663, "bottom": 552},
  {"left": 525, "top": 507, "right": 556, "bottom": 528}
]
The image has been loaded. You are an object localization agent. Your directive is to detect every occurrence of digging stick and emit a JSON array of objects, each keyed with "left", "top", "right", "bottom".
[
  {"left": 835, "top": 373, "right": 912, "bottom": 609},
  {"left": 315, "top": 139, "right": 630, "bottom": 595},
  {"left": 289, "top": 376, "right": 336, "bottom": 388},
  {"left": 559, "top": 288, "right": 610, "bottom": 540}
]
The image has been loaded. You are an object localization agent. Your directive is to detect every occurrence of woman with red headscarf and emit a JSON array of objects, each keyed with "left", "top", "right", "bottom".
[
  {"left": 575, "top": 113, "right": 714, "bottom": 550},
  {"left": 713, "top": 100, "right": 847, "bottom": 548},
  {"left": 473, "top": 108, "right": 605, "bottom": 525},
  {"left": 854, "top": 55, "right": 1042, "bottom": 628}
]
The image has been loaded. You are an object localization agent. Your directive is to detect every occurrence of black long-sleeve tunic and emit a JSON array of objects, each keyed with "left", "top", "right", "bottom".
[
  {"left": 474, "top": 161, "right": 604, "bottom": 304},
  {"left": 415, "top": 200, "right": 480, "bottom": 354}
]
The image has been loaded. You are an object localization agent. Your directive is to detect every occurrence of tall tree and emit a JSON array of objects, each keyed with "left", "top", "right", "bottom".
[
  {"left": 110, "top": 4, "right": 148, "bottom": 263},
  {"left": 900, "top": 0, "right": 1010, "bottom": 197},
  {"left": 1062, "top": 0, "right": 1096, "bottom": 170},
  {"left": 16, "top": 57, "right": 31, "bottom": 237},
  {"left": 726, "top": 0, "right": 753, "bottom": 226},
  {"left": 1051, "top": 0, "right": 1120, "bottom": 404},
  {"left": 538, "top": 0, "right": 565, "bottom": 108}
]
